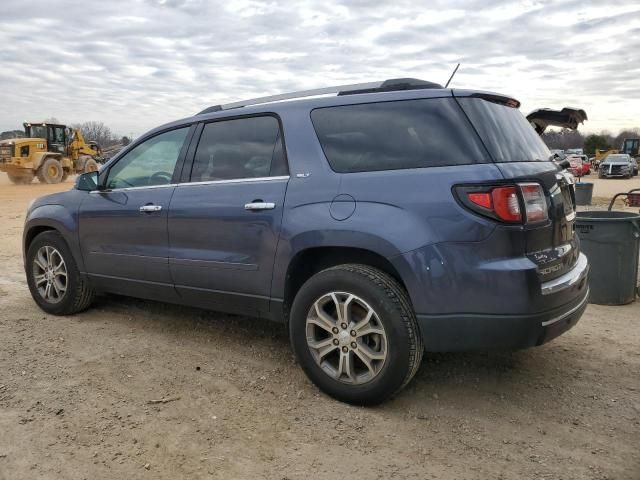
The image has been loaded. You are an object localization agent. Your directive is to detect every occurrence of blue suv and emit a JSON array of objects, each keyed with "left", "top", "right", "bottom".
[{"left": 23, "top": 79, "right": 589, "bottom": 404}]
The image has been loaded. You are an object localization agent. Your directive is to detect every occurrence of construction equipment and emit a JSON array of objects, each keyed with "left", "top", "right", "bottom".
[
  {"left": 0, "top": 122, "right": 101, "bottom": 184},
  {"left": 594, "top": 148, "right": 619, "bottom": 163},
  {"left": 621, "top": 138, "right": 639, "bottom": 157}
]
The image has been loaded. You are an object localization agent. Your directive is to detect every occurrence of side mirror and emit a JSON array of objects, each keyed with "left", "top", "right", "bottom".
[{"left": 76, "top": 171, "right": 100, "bottom": 191}]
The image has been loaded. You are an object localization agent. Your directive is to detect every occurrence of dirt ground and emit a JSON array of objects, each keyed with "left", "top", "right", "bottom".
[{"left": 0, "top": 174, "right": 639, "bottom": 480}]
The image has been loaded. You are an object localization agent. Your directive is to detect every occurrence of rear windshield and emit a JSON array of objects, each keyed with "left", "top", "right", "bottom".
[
  {"left": 310, "top": 98, "right": 490, "bottom": 173},
  {"left": 456, "top": 97, "right": 552, "bottom": 163}
]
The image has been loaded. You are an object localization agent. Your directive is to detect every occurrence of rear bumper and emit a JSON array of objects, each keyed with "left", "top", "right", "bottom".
[
  {"left": 540, "top": 252, "right": 588, "bottom": 295},
  {"left": 416, "top": 286, "right": 589, "bottom": 352}
]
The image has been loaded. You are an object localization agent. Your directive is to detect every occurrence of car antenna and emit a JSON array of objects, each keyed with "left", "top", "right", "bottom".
[{"left": 444, "top": 63, "right": 460, "bottom": 88}]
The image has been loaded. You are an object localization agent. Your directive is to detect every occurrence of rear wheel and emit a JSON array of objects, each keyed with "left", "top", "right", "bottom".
[
  {"left": 290, "top": 264, "right": 422, "bottom": 405},
  {"left": 37, "top": 157, "right": 64, "bottom": 184},
  {"left": 7, "top": 172, "right": 35, "bottom": 184},
  {"left": 83, "top": 158, "right": 99, "bottom": 173},
  {"left": 25, "top": 231, "right": 95, "bottom": 315}
]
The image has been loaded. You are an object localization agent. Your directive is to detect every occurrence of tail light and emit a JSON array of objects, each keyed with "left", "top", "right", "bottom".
[
  {"left": 457, "top": 183, "right": 548, "bottom": 224},
  {"left": 519, "top": 183, "right": 548, "bottom": 222}
]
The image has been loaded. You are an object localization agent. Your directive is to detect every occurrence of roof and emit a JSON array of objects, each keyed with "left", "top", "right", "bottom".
[
  {"left": 197, "top": 78, "right": 444, "bottom": 115},
  {"left": 138, "top": 80, "right": 519, "bottom": 146}
]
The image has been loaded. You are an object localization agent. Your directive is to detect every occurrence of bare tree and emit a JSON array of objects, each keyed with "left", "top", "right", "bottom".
[
  {"left": 72, "top": 121, "right": 117, "bottom": 147},
  {"left": 542, "top": 128, "right": 585, "bottom": 150},
  {"left": 614, "top": 129, "right": 640, "bottom": 150}
]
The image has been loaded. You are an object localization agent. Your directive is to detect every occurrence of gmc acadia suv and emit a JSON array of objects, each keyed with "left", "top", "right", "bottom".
[{"left": 23, "top": 78, "right": 590, "bottom": 405}]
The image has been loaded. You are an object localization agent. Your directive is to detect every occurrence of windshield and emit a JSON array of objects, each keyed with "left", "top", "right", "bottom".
[
  {"left": 456, "top": 97, "right": 552, "bottom": 162},
  {"left": 29, "top": 125, "right": 47, "bottom": 139},
  {"left": 603, "top": 155, "right": 629, "bottom": 163}
]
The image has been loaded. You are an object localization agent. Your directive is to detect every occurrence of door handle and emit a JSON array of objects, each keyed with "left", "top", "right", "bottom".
[
  {"left": 139, "top": 205, "right": 162, "bottom": 213},
  {"left": 244, "top": 202, "right": 275, "bottom": 211}
]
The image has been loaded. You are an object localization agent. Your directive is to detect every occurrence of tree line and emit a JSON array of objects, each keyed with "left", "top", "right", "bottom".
[
  {"left": 542, "top": 128, "right": 640, "bottom": 155},
  {"left": 70, "top": 121, "right": 130, "bottom": 148}
]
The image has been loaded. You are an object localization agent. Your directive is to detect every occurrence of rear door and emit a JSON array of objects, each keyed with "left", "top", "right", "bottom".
[
  {"left": 167, "top": 115, "right": 289, "bottom": 316},
  {"left": 79, "top": 126, "right": 192, "bottom": 299}
]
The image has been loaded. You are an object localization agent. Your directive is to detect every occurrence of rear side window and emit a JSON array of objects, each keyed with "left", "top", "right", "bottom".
[
  {"left": 456, "top": 98, "right": 551, "bottom": 163},
  {"left": 310, "top": 98, "right": 490, "bottom": 173},
  {"left": 190, "top": 116, "right": 288, "bottom": 182}
]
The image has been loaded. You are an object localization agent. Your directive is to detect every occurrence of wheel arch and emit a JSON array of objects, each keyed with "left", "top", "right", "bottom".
[
  {"left": 281, "top": 246, "right": 410, "bottom": 323},
  {"left": 23, "top": 208, "right": 84, "bottom": 272}
]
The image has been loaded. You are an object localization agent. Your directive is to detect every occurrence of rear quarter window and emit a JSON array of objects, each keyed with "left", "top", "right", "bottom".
[
  {"left": 310, "top": 98, "right": 490, "bottom": 173},
  {"left": 456, "top": 97, "right": 551, "bottom": 163}
]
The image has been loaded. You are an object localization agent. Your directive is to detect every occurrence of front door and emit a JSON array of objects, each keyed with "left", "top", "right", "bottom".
[
  {"left": 79, "top": 126, "right": 191, "bottom": 299},
  {"left": 168, "top": 115, "right": 289, "bottom": 315}
]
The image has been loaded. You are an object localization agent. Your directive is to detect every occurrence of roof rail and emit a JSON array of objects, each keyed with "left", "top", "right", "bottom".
[{"left": 196, "top": 78, "right": 443, "bottom": 115}]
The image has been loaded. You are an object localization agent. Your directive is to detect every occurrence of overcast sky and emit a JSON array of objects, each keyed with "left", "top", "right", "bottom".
[{"left": 1, "top": 0, "right": 638, "bottom": 137}]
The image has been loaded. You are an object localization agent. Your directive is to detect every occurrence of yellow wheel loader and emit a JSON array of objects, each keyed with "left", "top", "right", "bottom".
[{"left": 0, "top": 122, "right": 101, "bottom": 184}]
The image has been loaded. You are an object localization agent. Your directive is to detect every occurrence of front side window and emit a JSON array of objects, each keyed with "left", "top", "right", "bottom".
[
  {"left": 106, "top": 127, "right": 189, "bottom": 189},
  {"left": 190, "top": 116, "right": 287, "bottom": 182},
  {"left": 310, "top": 98, "right": 490, "bottom": 173}
]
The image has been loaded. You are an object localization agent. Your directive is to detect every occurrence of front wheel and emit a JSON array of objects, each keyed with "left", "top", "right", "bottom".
[
  {"left": 289, "top": 264, "right": 423, "bottom": 405},
  {"left": 26, "top": 231, "right": 95, "bottom": 315},
  {"left": 37, "top": 157, "right": 64, "bottom": 184},
  {"left": 7, "top": 172, "right": 35, "bottom": 184}
]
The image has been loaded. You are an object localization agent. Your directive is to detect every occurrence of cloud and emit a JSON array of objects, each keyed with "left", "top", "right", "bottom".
[{"left": 0, "top": 0, "right": 638, "bottom": 136}]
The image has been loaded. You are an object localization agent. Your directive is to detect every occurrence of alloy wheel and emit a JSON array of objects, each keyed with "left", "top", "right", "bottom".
[
  {"left": 32, "top": 246, "right": 67, "bottom": 304},
  {"left": 305, "top": 292, "right": 387, "bottom": 385}
]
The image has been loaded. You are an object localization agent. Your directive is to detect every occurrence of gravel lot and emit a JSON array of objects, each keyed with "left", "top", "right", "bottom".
[{"left": 0, "top": 175, "right": 639, "bottom": 480}]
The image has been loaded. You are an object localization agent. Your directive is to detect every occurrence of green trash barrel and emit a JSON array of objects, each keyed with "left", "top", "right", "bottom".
[{"left": 575, "top": 211, "right": 640, "bottom": 305}]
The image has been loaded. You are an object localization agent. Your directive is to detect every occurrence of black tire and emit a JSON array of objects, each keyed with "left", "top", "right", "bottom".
[
  {"left": 83, "top": 158, "right": 99, "bottom": 173},
  {"left": 26, "top": 231, "right": 94, "bottom": 315},
  {"left": 37, "top": 157, "right": 64, "bottom": 184},
  {"left": 290, "top": 264, "right": 423, "bottom": 405},
  {"left": 7, "top": 173, "right": 34, "bottom": 184}
]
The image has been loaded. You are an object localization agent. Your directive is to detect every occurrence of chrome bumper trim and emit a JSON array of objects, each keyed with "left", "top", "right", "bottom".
[
  {"left": 540, "top": 252, "right": 589, "bottom": 296},
  {"left": 541, "top": 287, "right": 589, "bottom": 327}
]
